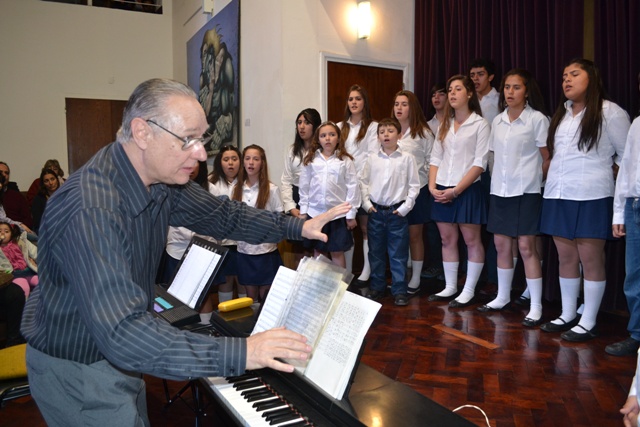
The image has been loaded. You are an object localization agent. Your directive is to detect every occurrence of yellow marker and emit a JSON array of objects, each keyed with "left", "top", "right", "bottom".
[{"left": 218, "top": 297, "right": 254, "bottom": 312}]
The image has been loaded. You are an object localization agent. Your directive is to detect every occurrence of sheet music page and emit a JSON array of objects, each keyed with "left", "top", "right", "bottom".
[
  {"left": 251, "top": 266, "right": 297, "bottom": 335},
  {"left": 168, "top": 245, "right": 220, "bottom": 308},
  {"left": 280, "top": 259, "right": 346, "bottom": 349},
  {"left": 303, "top": 291, "right": 381, "bottom": 399}
]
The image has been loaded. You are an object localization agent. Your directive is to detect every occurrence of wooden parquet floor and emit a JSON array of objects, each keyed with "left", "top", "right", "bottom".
[
  {"left": 357, "top": 278, "right": 636, "bottom": 427},
  {"left": 2, "top": 277, "right": 636, "bottom": 427}
]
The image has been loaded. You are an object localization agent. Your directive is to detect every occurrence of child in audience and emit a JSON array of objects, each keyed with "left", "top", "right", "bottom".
[
  {"left": 428, "top": 74, "right": 490, "bottom": 308},
  {"left": 233, "top": 145, "right": 283, "bottom": 303},
  {"left": 209, "top": 145, "right": 245, "bottom": 302},
  {"left": 393, "top": 90, "right": 435, "bottom": 294},
  {"left": 299, "top": 121, "right": 360, "bottom": 268},
  {"left": 361, "top": 117, "right": 420, "bottom": 306},
  {"left": 0, "top": 221, "right": 38, "bottom": 298},
  {"left": 481, "top": 69, "right": 550, "bottom": 327},
  {"left": 337, "top": 85, "right": 378, "bottom": 279}
]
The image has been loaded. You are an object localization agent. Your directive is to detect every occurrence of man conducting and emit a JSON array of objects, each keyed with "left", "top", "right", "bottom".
[{"left": 21, "top": 78, "right": 349, "bottom": 426}]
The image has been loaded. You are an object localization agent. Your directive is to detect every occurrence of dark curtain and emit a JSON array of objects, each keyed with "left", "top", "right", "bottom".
[
  {"left": 594, "top": 0, "right": 640, "bottom": 118},
  {"left": 415, "top": 0, "right": 584, "bottom": 118},
  {"left": 414, "top": 0, "right": 632, "bottom": 311}
]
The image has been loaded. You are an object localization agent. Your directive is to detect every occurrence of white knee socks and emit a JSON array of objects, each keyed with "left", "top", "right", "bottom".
[
  {"left": 218, "top": 291, "right": 233, "bottom": 303},
  {"left": 486, "top": 267, "right": 514, "bottom": 309},
  {"left": 357, "top": 239, "right": 370, "bottom": 281},
  {"left": 408, "top": 260, "right": 423, "bottom": 290},
  {"left": 525, "top": 277, "right": 543, "bottom": 321},
  {"left": 572, "top": 280, "right": 605, "bottom": 332},
  {"left": 551, "top": 276, "right": 581, "bottom": 325},
  {"left": 344, "top": 246, "right": 354, "bottom": 274},
  {"left": 454, "top": 261, "right": 484, "bottom": 304},
  {"left": 435, "top": 261, "right": 459, "bottom": 297}
]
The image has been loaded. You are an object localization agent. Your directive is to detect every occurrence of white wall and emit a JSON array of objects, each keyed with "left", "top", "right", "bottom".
[
  {"left": 173, "top": 0, "right": 414, "bottom": 184},
  {"left": 0, "top": 0, "right": 414, "bottom": 189},
  {"left": 0, "top": 0, "right": 174, "bottom": 189}
]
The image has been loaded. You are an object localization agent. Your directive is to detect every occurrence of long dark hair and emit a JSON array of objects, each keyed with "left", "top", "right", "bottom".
[
  {"left": 291, "top": 108, "right": 322, "bottom": 164},
  {"left": 547, "top": 58, "right": 608, "bottom": 158},
  {"left": 391, "top": 90, "right": 432, "bottom": 140},
  {"left": 210, "top": 145, "right": 241, "bottom": 186},
  {"left": 497, "top": 68, "right": 548, "bottom": 115},
  {"left": 232, "top": 145, "right": 272, "bottom": 210},
  {"left": 340, "top": 85, "right": 374, "bottom": 146},
  {"left": 192, "top": 160, "right": 209, "bottom": 191},
  {"left": 438, "top": 75, "right": 482, "bottom": 142},
  {"left": 37, "top": 168, "right": 59, "bottom": 198}
]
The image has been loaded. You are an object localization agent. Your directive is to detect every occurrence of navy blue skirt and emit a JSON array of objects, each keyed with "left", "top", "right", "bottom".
[
  {"left": 407, "top": 185, "right": 431, "bottom": 225},
  {"left": 304, "top": 217, "right": 354, "bottom": 252},
  {"left": 212, "top": 245, "right": 238, "bottom": 285},
  {"left": 236, "top": 250, "right": 282, "bottom": 286},
  {"left": 431, "top": 181, "right": 487, "bottom": 224},
  {"left": 487, "top": 194, "right": 541, "bottom": 237},
  {"left": 539, "top": 197, "right": 614, "bottom": 240}
]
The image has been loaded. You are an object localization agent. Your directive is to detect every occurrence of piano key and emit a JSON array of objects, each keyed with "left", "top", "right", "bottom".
[
  {"left": 254, "top": 398, "right": 286, "bottom": 411},
  {"left": 268, "top": 412, "right": 303, "bottom": 425},
  {"left": 234, "top": 379, "right": 263, "bottom": 391},
  {"left": 247, "top": 391, "right": 276, "bottom": 403},
  {"left": 263, "top": 407, "right": 294, "bottom": 420},
  {"left": 241, "top": 386, "right": 268, "bottom": 397}
]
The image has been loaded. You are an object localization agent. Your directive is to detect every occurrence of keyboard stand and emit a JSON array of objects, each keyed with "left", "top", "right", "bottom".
[{"left": 162, "top": 379, "right": 207, "bottom": 427}]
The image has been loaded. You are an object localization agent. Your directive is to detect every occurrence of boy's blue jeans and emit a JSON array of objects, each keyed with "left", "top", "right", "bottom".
[
  {"left": 367, "top": 207, "right": 409, "bottom": 296},
  {"left": 624, "top": 198, "right": 640, "bottom": 341}
]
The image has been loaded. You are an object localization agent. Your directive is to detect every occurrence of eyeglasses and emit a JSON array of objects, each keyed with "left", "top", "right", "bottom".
[{"left": 146, "top": 119, "right": 212, "bottom": 151}]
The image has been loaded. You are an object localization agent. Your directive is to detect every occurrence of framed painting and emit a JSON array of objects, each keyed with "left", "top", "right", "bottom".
[{"left": 187, "top": 0, "right": 240, "bottom": 156}]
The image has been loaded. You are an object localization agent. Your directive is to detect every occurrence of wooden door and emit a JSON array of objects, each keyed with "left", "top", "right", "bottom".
[
  {"left": 65, "top": 98, "right": 127, "bottom": 174},
  {"left": 327, "top": 62, "right": 404, "bottom": 275},
  {"left": 327, "top": 62, "right": 404, "bottom": 123}
]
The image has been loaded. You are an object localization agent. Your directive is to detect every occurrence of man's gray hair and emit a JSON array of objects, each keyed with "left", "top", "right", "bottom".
[{"left": 116, "top": 78, "right": 198, "bottom": 143}]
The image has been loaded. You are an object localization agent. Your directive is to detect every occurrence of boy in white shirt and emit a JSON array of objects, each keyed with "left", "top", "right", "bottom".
[{"left": 360, "top": 118, "right": 420, "bottom": 306}]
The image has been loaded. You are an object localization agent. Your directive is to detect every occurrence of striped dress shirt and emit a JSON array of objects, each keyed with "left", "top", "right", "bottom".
[{"left": 22, "top": 142, "right": 304, "bottom": 379}]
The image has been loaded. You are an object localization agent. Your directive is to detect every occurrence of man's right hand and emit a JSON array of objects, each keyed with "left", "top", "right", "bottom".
[{"left": 245, "top": 327, "right": 311, "bottom": 372}]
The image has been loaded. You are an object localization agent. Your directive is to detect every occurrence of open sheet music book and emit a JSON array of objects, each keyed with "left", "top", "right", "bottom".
[{"left": 252, "top": 256, "right": 381, "bottom": 399}]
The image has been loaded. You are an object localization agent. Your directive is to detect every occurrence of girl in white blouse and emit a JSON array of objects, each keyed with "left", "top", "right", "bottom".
[
  {"left": 233, "top": 145, "right": 284, "bottom": 304},
  {"left": 280, "top": 108, "right": 322, "bottom": 217},
  {"left": 539, "top": 58, "right": 630, "bottom": 341},
  {"left": 428, "top": 75, "right": 490, "bottom": 308},
  {"left": 337, "top": 85, "right": 378, "bottom": 280},
  {"left": 299, "top": 122, "right": 360, "bottom": 268},
  {"left": 209, "top": 145, "right": 244, "bottom": 303},
  {"left": 480, "top": 69, "right": 550, "bottom": 327},
  {"left": 393, "top": 90, "right": 435, "bottom": 293}
]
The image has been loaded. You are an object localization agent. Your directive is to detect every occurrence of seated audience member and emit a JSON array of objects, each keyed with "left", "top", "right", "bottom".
[
  {"left": 0, "top": 161, "right": 32, "bottom": 228},
  {"left": 0, "top": 221, "right": 38, "bottom": 298},
  {"left": 26, "top": 159, "right": 66, "bottom": 207},
  {"left": 31, "top": 168, "right": 60, "bottom": 233},
  {"left": 0, "top": 277, "right": 26, "bottom": 348},
  {"left": 0, "top": 174, "right": 33, "bottom": 234}
]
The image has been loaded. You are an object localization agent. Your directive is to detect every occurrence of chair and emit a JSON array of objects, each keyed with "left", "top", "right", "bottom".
[{"left": 0, "top": 343, "right": 30, "bottom": 408}]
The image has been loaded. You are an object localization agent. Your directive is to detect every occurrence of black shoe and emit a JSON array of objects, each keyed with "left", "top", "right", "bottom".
[
  {"left": 449, "top": 298, "right": 474, "bottom": 308},
  {"left": 407, "top": 284, "right": 421, "bottom": 295},
  {"left": 514, "top": 295, "right": 531, "bottom": 307},
  {"left": 353, "top": 278, "right": 370, "bottom": 288},
  {"left": 476, "top": 303, "right": 508, "bottom": 313},
  {"left": 421, "top": 266, "right": 444, "bottom": 279},
  {"left": 428, "top": 293, "right": 455, "bottom": 302},
  {"left": 522, "top": 317, "right": 543, "bottom": 327},
  {"left": 605, "top": 337, "right": 640, "bottom": 356},
  {"left": 365, "top": 289, "right": 383, "bottom": 301},
  {"left": 540, "top": 316, "right": 580, "bottom": 333},
  {"left": 561, "top": 325, "right": 598, "bottom": 342},
  {"left": 394, "top": 294, "right": 409, "bottom": 306}
]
